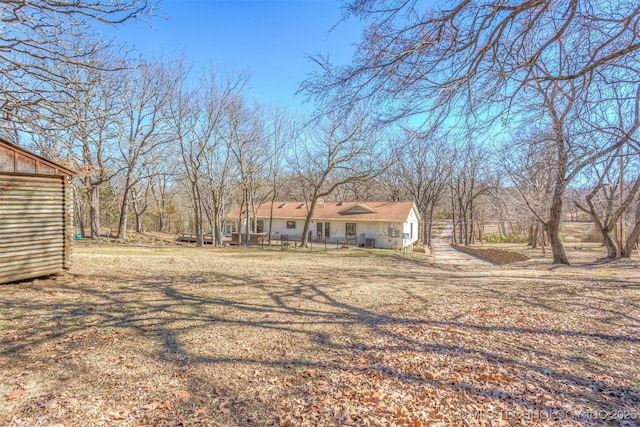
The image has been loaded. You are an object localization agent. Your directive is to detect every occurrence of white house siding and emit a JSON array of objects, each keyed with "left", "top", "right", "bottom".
[
  {"left": 230, "top": 217, "right": 419, "bottom": 249},
  {"left": 226, "top": 201, "right": 421, "bottom": 250},
  {"left": 309, "top": 220, "right": 419, "bottom": 249},
  {"left": 270, "top": 218, "right": 302, "bottom": 238},
  {"left": 401, "top": 207, "right": 421, "bottom": 249}
]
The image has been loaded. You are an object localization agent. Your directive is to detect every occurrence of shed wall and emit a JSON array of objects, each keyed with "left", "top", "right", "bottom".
[{"left": 0, "top": 174, "right": 72, "bottom": 284}]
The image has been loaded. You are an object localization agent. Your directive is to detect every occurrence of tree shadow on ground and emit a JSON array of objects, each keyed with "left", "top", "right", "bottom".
[{"left": 1, "top": 263, "right": 639, "bottom": 425}]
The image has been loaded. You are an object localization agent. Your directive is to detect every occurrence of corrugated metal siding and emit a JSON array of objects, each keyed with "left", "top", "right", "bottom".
[{"left": 0, "top": 174, "right": 66, "bottom": 284}]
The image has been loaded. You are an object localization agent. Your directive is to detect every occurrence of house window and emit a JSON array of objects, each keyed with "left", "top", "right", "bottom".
[
  {"left": 346, "top": 223, "right": 356, "bottom": 237},
  {"left": 287, "top": 221, "right": 296, "bottom": 229},
  {"left": 256, "top": 219, "right": 264, "bottom": 233}
]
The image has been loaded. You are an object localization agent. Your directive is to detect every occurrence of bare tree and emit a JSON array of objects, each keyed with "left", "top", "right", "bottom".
[
  {"left": 28, "top": 51, "right": 126, "bottom": 239},
  {"left": 573, "top": 78, "right": 640, "bottom": 257},
  {"left": 1, "top": 1, "right": 154, "bottom": 238},
  {"left": 303, "top": 1, "right": 640, "bottom": 124},
  {"left": 146, "top": 148, "right": 179, "bottom": 233},
  {"left": 264, "top": 107, "right": 294, "bottom": 241},
  {"left": 226, "top": 100, "right": 270, "bottom": 243},
  {"left": 165, "top": 60, "right": 248, "bottom": 247},
  {"left": 130, "top": 179, "right": 150, "bottom": 233},
  {"left": 0, "top": 0, "right": 155, "bottom": 133},
  {"left": 501, "top": 128, "right": 558, "bottom": 253},
  {"left": 149, "top": 170, "right": 178, "bottom": 234},
  {"left": 302, "top": 0, "right": 640, "bottom": 264},
  {"left": 201, "top": 132, "right": 233, "bottom": 246},
  {"left": 291, "top": 110, "right": 383, "bottom": 247},
  {"left": 114, "top": 61, "right": 172, "bottom": 239},
  {"left": 521, "top": 60, "right": 639, "bottom": 263},
  {"left": 576, "top": 147, "right": 640, "bottom": 258},
  {"left": 165, "top": 60, "right": 206, "bottom": 246},
  {"left": 449, "top": 142, "right": 493, "bottom": 246},
  {"left": 394, "top": 133, "right": 454, "bottom": 247}
]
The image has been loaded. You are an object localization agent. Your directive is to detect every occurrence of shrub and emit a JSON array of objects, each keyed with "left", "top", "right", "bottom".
[{"left": 484, "top": 234, "right": 528, "bottom": 244}]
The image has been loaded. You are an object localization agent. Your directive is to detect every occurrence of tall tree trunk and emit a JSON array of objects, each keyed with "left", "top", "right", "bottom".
[
  {"left": 117, "top": 195, "right": 129, "bottom": 239},
  {"left": 90, "top": 185, "right": 101, "bottom": 239},
  {"left": 212, "top": 201, "right": 220, "bottom": 246},
  {"left": 300, "top": 199, "right": 317, "bottom": 247},
  {"left": 548, "top": 184, "right": 569, "bottom": 264},
  {"left": 602, "top": 227, "right": 618, "bottom": 258},
  {"left": 584, "top": 214, "right": 618, "bottom": 258},
  {"left": 422, "top": 216, "right": 428, "bottom": 246},
  {"left": 212, "top": 189, "right": 226, "bottom": 247},
  {"left": 459, "top": 205, "right": 469, "bottom": 246},
  {"left": 528, "top": 222, "right": 537, "bottom": 248},
  {"left": 469, "top": 201, "right": 475, "bottom": 244},
  {"left": 74, "top": 187, "right": 85, "bottom": 238},
  {"left": 134, "top": 208, "right": 143, "bottom": 233},
  {"left": 268, "top": 192, "right": 276, "bottom": 247},
  {"left": 539, "top": 224, "right": 547, "bottom": 256},
  {"left": 214, "top": 214, "right": 222, "bottom": 247},
  {"left": 195, "top": 198, "right": 204, "bottom": 247},
  {"left": 117, "top": 185, "right": 136, "bottom": 239},
  {"left": 450, "top": 193, "right": 456, "bottom": 245},
  {"left": 423, "top": 207, "right": 434, "bottom": 247},
  {"left": 192, "top": 182, "right": 204, "bottom": 247},
  {"left": 623, "top": 221, "right": 640, "bottom": 258},
  {"left": 158, "top": 196, "right": 166, "bottom": 232},
  {"left": 117, "top": 169, "right": 134, "bottom": 239},
  {"left": 237, "top": 198, "right": 246, "bottom": 246},
  {"left": 622, "top": 202, "right": 640, "bottom": 257}
]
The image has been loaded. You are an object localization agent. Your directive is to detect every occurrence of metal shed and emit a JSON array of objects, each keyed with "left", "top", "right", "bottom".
[{"left": 0, "top": 138, "right": 75, "bottom": 285}]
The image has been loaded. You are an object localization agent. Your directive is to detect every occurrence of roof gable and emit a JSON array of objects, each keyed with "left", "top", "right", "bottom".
[
  {"left": 338, "top": 203, "right": 377, "bottom": 215},
  {"left": 0, "top": 138, "right": 75, "bottom": 176}
]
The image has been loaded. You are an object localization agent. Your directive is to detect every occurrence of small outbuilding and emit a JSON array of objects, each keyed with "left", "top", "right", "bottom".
[{"left": 0, "top": 138, "right": 75, "bottom": 285}]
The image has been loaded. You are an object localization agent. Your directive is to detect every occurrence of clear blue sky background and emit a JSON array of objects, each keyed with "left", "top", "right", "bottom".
[{"left": 102, "top": 0, "right": 363, "bottom": 112}]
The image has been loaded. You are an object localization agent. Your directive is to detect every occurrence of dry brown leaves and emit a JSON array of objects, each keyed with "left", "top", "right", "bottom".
[
  {"left": 452, "top": 245, "right": 530, "bottom": 265},
  {"left": 1, "top": 240, "right": 639, "bottom": 426}
]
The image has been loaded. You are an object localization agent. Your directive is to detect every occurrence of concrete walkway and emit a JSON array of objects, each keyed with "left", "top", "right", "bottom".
[{"left": 430, "top": 221, "right": 493, "bottom": 266}]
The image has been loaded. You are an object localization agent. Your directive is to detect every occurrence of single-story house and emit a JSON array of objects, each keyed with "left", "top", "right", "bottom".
[
  {"left": 226, "top": 200, "right": 421, "bottom": 250},
  {"left": 0, "top": 138, "right": 75, "bottom": 285}
]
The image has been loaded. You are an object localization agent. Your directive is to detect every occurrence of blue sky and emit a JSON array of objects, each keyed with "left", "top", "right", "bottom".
[{"left": 102, "top": 0, "right": 363, "bottom": 112}]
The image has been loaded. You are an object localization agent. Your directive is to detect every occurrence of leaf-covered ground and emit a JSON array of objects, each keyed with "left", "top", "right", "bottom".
[
  {"left": 451, "top": 245, "right": 530, "bottom": 265},
  {"left": 1, "top": 241, "right": 639, "bottom": 426}
]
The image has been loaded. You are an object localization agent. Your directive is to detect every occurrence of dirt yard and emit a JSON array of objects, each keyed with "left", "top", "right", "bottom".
[{"left": 1, "top": 240, "right": 639, "bottom": 426}]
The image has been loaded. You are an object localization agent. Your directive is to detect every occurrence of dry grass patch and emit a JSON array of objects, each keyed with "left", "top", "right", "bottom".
[{"left": 1, "top": 241, "right": 639, "bottom": 426}]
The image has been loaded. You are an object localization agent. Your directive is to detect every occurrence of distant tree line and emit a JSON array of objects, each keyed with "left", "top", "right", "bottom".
[{"left": 1, "top": 0, "right": 639, "bottom": 264}]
